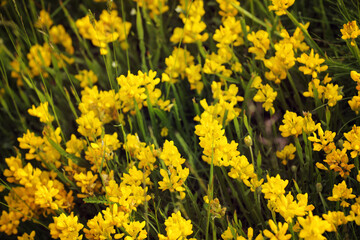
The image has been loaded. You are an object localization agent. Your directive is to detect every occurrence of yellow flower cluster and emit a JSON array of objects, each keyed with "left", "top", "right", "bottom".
[
  {"left": 117, "top": 70, "right": 168, "bottom": 115},
  {"left": 75, "top": 69, "right": 98, "bottom": 89},
  {"left": 348, "top": 71, "right": 360, "bottom": 114},
  {"left": 76, "top": 10, "right": 131, "bottom": 55},
  {"left": 276, "top": 143, "right": 296, "bottom": 165},
  {"left": 163, "top": 47, "right": 203, "bottom": 93},
  {"left": 216, "top": 0, "right": 240, "bottom": 18},
  {"left": 132, "top": 0, "right": 169, "bottom": 18},
  {"left": 264, "top": 42, "right": 295, "bottom": 84},
  {"left": 248, "top": 30, "right": 270, "bottom": 60},
  {"left": 252, "top": 76, "right": 277, "bottom": 113},
  {"left": 268, "top": 0, "right": 295, "bottom": 16},
  {"left": 199, "top": 81, "right": 243, "bottom": 125},
  {"left": 49, "top": 213, "right": 83, "bottom": 240},
  {"left": 158, "top": 140, "right": 189, "bottom": 199},
  {"left": 158, "top": 211, "right": 196, "bottom": 240},
  {"left": 124, "top": 133, "right": 157, "bottom": 172},
  {"left": 341, "top": 20, "right": 360, "bottom": 46},
  {"left": 195, "top": 111, "right": 262, "bottom": 191},
  {"left": 170, "top": 0, "right": 208, "bottom": 44},
  {"left": 309, "top": 124, "right": 354, "bottom": 178}
]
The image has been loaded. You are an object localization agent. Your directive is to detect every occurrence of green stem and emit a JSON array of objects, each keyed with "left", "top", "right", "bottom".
[{"left": 287, "top": 71, "right": 303, "bottom": 112}]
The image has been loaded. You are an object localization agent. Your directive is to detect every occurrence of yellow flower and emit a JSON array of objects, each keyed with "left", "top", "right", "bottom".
[
  {"left": 124, "top": 221, "right": 147, "bottom": 240},
  {"left": 297, "top": 49, "right": 328, "bottom": 79},
  {"left": 117, "top": 70, "right": 162, "bottom": 115},
  {"left": 253, "top": 83, "right": 277, "bottom": 113},
  {"left": 247, "top": 30, "right": 270, "bottom": 60},
  {"left": 276, "top": 143, "right": 296, "bottom": 165},
  {"left": 27, "top": 43, "right": 52, "bottom": 78},
  {"left": 327, "top": 180, "right": 356, "bottom": 207},
  {"left": 323, "top": 148, "right": 354, "bottom": 178},
  {"left": 17, "top": 230, "right": 36, "bottom": 240},
  {"left": 324, "top": 83, "right": 343, "bottom": 107},
  {"left": 170, "top": 0, "right": 208, "bottom": 44},
  {"left": 164, "top": 47, "right": 194, "bottom": 82},
  {"left": 308, "top": 126, "right": 336, "bottom": 153},
  {"left": 158, "top": 211, "right": 194, "bottom": 240},
  {"left": 0, "top": 210, "right": 23, "bottom": 235},
  {"left": 279, "top": 111, "right": 304, "bottom": 137},
  {"left": 75, "top": 70, "right": 98, "bottom": 88},
  {"left": 343, "top": 125, "right": 360, "bottom": 158},
  {"left": 279, "top": 23, "right": 310, "bottom": 53},
  {"left": 28, "top": 102, "right": 54, "bottom": 123},
  {"left": 49, "top": 212, "right": 83, "bottom": 240},
  {"left": 158, "top": 141, "right": 189, "bottom": 199},
  {"left": 216, "top": 0, "right": 240, "bottom": 17},
  {"left": 274, "top": 193, "right": 314, "bottom": 222},
  {"left": 341, "top": 20, "right": 360, "bottom": 46},
  {"left": 322, "top": 211, "right": 349, "bottom": 232},
  {"left": 350, "top": 70, "right": 360, "bottom": 91},
  {"left": 261, "top": 174, "right": 288, "bottom": 201},
  {"left": 76, "top": 10, "right": 131, "bottom": 55},
  {"left": 34, "top": 10, "right": 53, "bottom": 29},
  {"left": 349, "top": 93, "right": 360, "bottom": 114},
  {"left": 302, "top": 112, "right": 319, "bottom": 134},
  {"left": 185, "top": 64, "right": 204, "bottom": 94},
  {"left": 263, "top": 220, "right": 291, "bottom": 240},
  {"left": 76, "top": 111, "right": 103, "bottom": 141},
  {"left": 298, "top": 211, "right": 331, "bottom": 240},
  {"left": 133, "top": 0, "right": 169, "bottom": 18},
  {"left": 268, "top": 0, "right": 295, "bottom": 16},
  {"left": 74, "top": 171, "right": 100, "bottom": 198},
  {"left": 35, "top": 180, "right": 60, "bottom": 210},
  {"left": 65, "top": 134, "right": 86, "bottom": 157}
]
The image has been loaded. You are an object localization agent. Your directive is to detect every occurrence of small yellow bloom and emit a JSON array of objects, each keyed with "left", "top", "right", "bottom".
[
  {"left": 268, "top": 0, "right": 295, "bottom": 16},
  {"left": 298, "top": 211, "right": 331, "bottom": 240},
  {"left": 297, "top": 49, "right": 328, "bottom": 79},
  {"left": 327, "top": 180, "right": 356, "bottom": 207},
  {"left": 279, "top": 111, "right": 304, "bottom": 137},
  {"left": 343, "top": 125, "right": 360, "bottom": 158},
  {"left": 158, "top": 211, "right": 194, "bottom": 240},
  {"left": 341, "top": 20, "right": 360, "bottom": 46},
  {"left": 263, "top": 219, "right": 291, "bottom": 240},
  {"left": 276, "top": 143, "right": 296, "bottom": 165},
  {"left": 49, "top": 212, "right": 83, "bottom": 240}
]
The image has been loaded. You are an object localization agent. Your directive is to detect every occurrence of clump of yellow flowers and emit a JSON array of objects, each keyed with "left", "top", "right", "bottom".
[{"left": 5, "top": 1, "right": 360, "bottom": 239}]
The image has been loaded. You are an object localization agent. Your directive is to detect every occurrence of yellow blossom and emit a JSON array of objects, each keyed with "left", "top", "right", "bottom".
[
  {"left": 253, "top": 83, "right": 277, "bottom": 113},
  {"left": 308, "top": 126, "right": 336, "bottom": 153},
  {"left": 322, "top": 211, "right": 349, "bottom": 232},
  {"left": 298, "top": 211, "right": 331, "bottom": 240},
  {"left": 276, "top": 143, "right": 296, "bottom": 165},
  {"left": 297, "top": 49, "right": 328, "bottom": 79},
  {"left": 327, "top": 180, "right": 356, "bottom": 207},
  {"left": 34, "top": 10, "right": 53, "bottom": 28},
  {"left": 76, "top": 111, "right": 103, "bottom": 141},
  {"left": 17, "top": 230, "right": 36, "bottom": 240},
  {"left": 279, "top": 111, "right": 304, "bottom": 137},
  {"left": 75, "top": 70, "right": 98, "bottom": 88},
  {"left": 247, "top": 30, "right": 270, "bottom": 60},
  {"left": 349, "top": 93, "right": 360, "bottom": 114},
  {"left": 263, "top": 220, "right": 291, "bottom": 240},
  {"left": 158, "top": 211, "right": 195, "bottom": 240},
  {"left": 341, "top": 20, "right": 360, "bottom": 46},
  {"left": 28, "top": 102, "right": 54, "bottom": 123},
  {"left": 268, "top": 0, "right": 295, "bottom": 16},
  {"left": 0, "top": 210, "right": 23, "bottom": 235},
  {"left": 261, "top": 174, "right": 288, "bottom": 201},
  {"left": 343, "top": 125, "right": 360, "bottom": 158},
  {"left": 216, "top": 0, "right": 240, "bottom": 17},
  {"left": 49, "top": 212, "right": 83, "bottom": 240}
]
